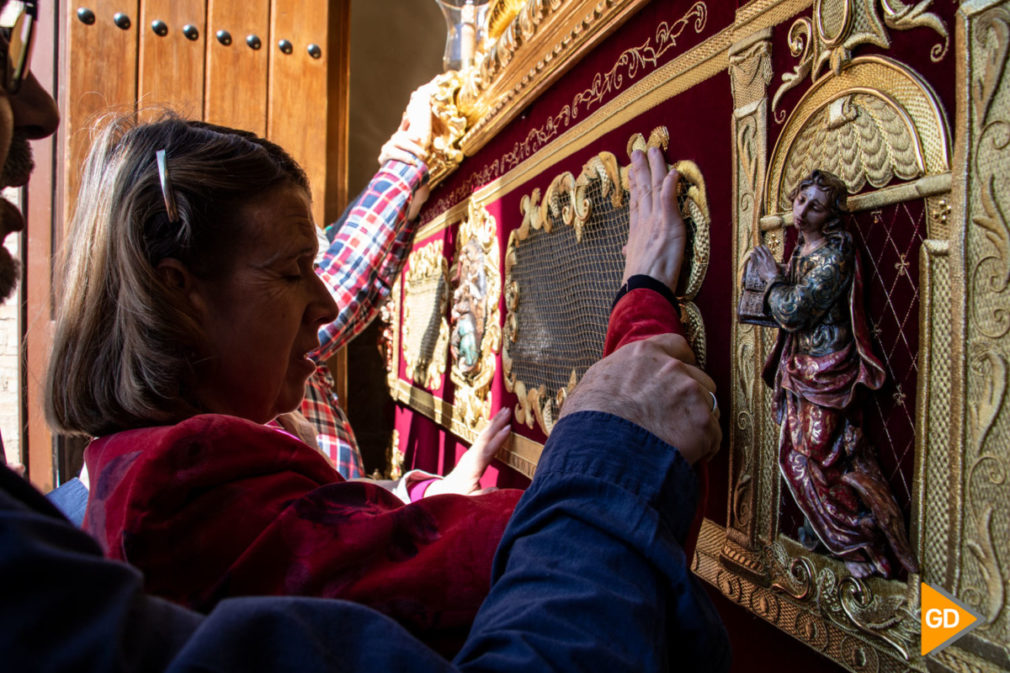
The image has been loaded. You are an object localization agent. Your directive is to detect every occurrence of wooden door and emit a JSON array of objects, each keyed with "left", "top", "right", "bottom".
[{"left": 22, "top": 0, "right": 350, "bottom": 491}]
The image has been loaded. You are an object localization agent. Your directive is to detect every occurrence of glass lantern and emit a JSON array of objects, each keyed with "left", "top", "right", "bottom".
[{"left": 434, "top": 0, "right": 490, "bottom": 71}]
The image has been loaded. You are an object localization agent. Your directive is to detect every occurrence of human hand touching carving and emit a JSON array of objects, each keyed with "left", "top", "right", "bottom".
[
  {"left": 622, "top": 146, "right": 687, "bottom": 291},
  {"left": 425, "top": 407, "right": 512, "bottom": 496},
  {"left": 559, "top": 333, "right": 721, "bottom": 465}
]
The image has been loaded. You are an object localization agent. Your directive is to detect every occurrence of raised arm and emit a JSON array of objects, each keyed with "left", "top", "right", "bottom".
[{"left": 312, "top": 82, "right": 435, "bottom": 361}]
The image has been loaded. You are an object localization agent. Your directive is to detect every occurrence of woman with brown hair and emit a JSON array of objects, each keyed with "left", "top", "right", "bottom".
[{"left": 45, "top": 111, "right": 519, "bottom": 655}]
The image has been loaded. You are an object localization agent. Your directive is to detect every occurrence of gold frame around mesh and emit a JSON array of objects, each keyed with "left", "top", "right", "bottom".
[
  {"left": 503, "top": 126, "right": 711, "bottom": 435},
  {"left": 402, "top": 240, "right": 450, "bottom": 390},
  {"left": 449, "top": 201, "right": 502, "bottom": 435}
]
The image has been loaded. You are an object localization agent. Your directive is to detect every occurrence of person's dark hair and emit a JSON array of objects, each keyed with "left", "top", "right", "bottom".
[
  {"left": 45, "top": 112, "right": 310, "bottom": 436},
  {"left": 787, "top": 169, "right": 848, "bottom": 235}
]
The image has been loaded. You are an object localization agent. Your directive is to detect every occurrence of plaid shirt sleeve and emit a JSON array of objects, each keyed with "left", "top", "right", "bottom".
[{"left": 312, "top": 159, "right": 428, "bottom": 363}]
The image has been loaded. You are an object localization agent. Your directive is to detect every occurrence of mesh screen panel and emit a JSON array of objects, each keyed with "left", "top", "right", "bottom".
[
  {"left": 404, "top": 272, "right": 447, "bottom": 381},
  {"left": 509, "top": 179, "right": 628, "bottom": 395}
]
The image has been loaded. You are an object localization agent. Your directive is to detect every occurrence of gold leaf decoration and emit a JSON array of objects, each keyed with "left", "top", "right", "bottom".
[{"left": 449, "top": 201, "right": 502, "bottom": 434}]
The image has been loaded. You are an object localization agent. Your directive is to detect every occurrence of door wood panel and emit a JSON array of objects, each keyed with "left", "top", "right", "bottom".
[
  {"left": 64, "top": 0, "right": 139, "bottom": 227},
  {"left": 205, "top": 0, "right": 269, "bottom": 135},
  {"left": 269, "top": 0, "right": 332, "bottom": 229},
  {"left": 139, "top": 0, "right": 206, "bottom": 120}
]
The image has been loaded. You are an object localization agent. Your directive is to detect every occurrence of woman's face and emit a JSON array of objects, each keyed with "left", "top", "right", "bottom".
[
  {"left": 792, "top": 183, "right": 831, "bottom": 237},
  {"left": 189, "top": 184, "right": 337, "bottom": 423}
]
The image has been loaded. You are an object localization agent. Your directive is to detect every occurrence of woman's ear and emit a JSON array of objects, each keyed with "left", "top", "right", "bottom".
[{"left": 156, "top": 258, "right": 207, "bottom": 316}]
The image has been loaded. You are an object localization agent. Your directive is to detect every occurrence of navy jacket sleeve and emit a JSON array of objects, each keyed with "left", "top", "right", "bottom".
[
  {"left": 455, "top": 411, "right": 729, "bottom": 673},
  {"left": 1, "top": 410, "right": 727, "bottom": 672}
]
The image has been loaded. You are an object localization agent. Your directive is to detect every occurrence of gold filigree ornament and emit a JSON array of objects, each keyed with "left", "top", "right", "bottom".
[
  {"left": 449, "top": 200, "right": 502, "bottom": 434},
  {"left": 771, "top": 0, "right": 950, "bottom": 124},
  {"left": 503, "top": 127, "right": 710, "bottom": 435},
  {"left": 427, "top": 71, "right": 469, "bottom": 187},
  {"left": 401, "top": 240, "right": 450, "bottom": 390},
  {"left": 765, "top": 538, "right": 920, "bottom": 661}
]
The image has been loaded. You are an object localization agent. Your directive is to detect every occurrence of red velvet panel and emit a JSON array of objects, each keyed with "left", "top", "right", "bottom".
[{"left": 394, "top": 0, "right": 956, "bottom": 541}]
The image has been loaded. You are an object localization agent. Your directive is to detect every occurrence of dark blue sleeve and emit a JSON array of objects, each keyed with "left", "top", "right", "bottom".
[
  {"left": 1, "top": 409, "right": 728, "bottom": 673},
  {"left": 455, "top": 411, "right": 730, "bottom": 673}
]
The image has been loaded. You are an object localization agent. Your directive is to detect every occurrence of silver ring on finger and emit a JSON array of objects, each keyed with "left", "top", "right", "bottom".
[{"left": 709, "top": 391, "right": 718, "bottom": 415}]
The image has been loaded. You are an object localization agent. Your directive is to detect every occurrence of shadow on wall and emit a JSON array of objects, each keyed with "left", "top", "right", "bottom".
[
  {"left": 347, "top": 1, "right": 444, "bottom": 473},
  {"left": 348, "top": 0, "right": 445, "bottom": 196}
]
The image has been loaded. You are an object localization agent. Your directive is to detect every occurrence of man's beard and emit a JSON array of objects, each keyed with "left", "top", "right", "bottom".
[
  {"left": 1, "top": 130, "right": 34, "bottom": 186},
  {"left": 0, "top": 130, "right": 33, "bottom": 302},
  {"left": 0, "top": 245, "right": 20, "bottom": 301}
]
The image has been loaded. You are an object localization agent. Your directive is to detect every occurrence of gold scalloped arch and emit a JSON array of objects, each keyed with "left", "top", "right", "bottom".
[{"left": 765, "top": 56, "right": 950, "bottom": 223}]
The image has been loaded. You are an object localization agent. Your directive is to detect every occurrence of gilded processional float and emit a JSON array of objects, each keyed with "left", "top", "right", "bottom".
[{"left": 379, "top": 1, "right": 1010, "bottom": 671}]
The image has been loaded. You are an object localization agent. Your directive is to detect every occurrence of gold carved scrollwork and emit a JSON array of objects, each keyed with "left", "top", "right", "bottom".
[
  {"left": 402, "top": 241, "right": 450, "bottom": 390},
  {"left": 625, "top": 128, "right": 711, "bottom": 364},
  {"left": 449, "top": 201, "right": 502, "bottom": 435},
  {"left": 964, "top": 3, "right": 1010, "bottom": 652},
  {"left": 503, "top": 127, "right": 710, "bottom": 434},
  {"left": 428, "top": 71, "right": 469, "bottom": 186},
  {"left": 771, "top": 0, "right": 949, "bottom": 123},
  {"left": 766, "top": 539, "right": 920, "bottom": 661},
  {"left": 379, "top": 278, "right": 401, "bottom": 393}
]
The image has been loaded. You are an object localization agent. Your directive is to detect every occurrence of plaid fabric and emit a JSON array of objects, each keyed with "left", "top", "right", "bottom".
[{"left": 301, "top": 160, "right": 428, "bottom": 478}]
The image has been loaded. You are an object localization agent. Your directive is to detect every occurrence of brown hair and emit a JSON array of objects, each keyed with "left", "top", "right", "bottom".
[{"left": 45, "top": 112, "right": 309, "bottom": 436}]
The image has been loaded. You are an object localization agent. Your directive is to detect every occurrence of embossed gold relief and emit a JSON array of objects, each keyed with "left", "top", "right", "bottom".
[
  {"left": 402, "top": 241, "right": 450, "bottom": 391},
  {"left": 961, "top": 2, "right": 1010, "bottom": 657},
  {"left": 456, "top": 0, "right": 656, "bottom": 143},
  {"left": 770, "top": 0, "right": 949, "bottom": 123},
  {"left": 428, "top": 71, "right": 469, "bottom": 186},
  {"left": 449, "top": 201, "right": 502, "bottom": 435},
  {"left": 503, "top": 128, "right": 710, "bottom": 435},
  {"left": 724, "top": 29, "right": 775, "bottom": 579},
  {"left": 765, "top": 57, "right": 950, "bottom": 216}
]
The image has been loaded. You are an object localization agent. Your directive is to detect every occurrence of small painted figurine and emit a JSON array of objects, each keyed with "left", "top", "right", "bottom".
[
  {"left": 450, "top": 239, "right": 487, "bottom": 376},
  {"left": 748, "top": 169, "right": 918, "bottom": 579}
]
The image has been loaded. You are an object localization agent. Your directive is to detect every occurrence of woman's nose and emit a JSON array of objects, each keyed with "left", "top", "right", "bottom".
[
  {"left": 9, "top": 72, "right": 59, "bottom": 140},
  {"left": 309, "top": 272, "right": 338, "bottom": 326}
]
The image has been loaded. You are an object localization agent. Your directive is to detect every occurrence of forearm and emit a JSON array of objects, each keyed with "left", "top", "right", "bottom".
[{"left": 314, "top": 159, "right": 429, "bottom": 361}]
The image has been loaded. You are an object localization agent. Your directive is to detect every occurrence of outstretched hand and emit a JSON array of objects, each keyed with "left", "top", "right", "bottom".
[
  {"left": 622, "top": 147, "right": 687, "bottom": 291},
  {"left": 426, "top": 407, "right": 511, "bottom": 496},
  {"left": 559, "top": 333, "right": 721, "bottom": 465}
]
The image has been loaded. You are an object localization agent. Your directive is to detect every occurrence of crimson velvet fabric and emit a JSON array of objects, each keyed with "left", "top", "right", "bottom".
[
  {"left": 83, "top": 414, "right": 521, "bottom": 655},
  {"left": 80, "top": 286, "right": 700, "bottom": 655}
]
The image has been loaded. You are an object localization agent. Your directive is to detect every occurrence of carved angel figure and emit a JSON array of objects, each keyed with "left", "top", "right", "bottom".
[{"left": 747, "top": 169, "right": 918, "bottom": 579}]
